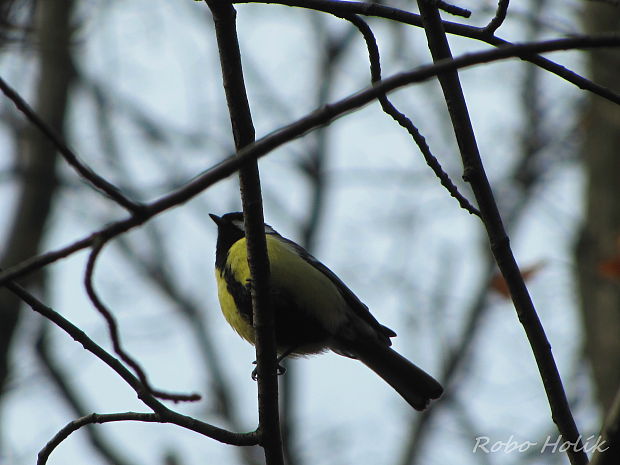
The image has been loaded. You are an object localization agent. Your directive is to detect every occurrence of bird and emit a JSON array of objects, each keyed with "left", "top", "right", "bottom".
[{"left": 210, "top": 211, "right": 443, "bottom": 410}]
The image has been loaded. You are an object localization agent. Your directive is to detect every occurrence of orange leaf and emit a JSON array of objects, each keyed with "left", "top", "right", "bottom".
[
  {"left": 490, "top": 261, "right": 546, "bottom": 298},
  {"left": 598, "top": 256, "right": 620, "bottom": 280}
]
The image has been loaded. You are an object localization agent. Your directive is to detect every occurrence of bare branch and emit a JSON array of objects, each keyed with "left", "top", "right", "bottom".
[
  {"left": 84, "top": 239, "right": 200, "bottom": 403},
  {"left": 114, "top": 233, "right": 232, "bottom": 411},
  {"left": 5, "top": 280, "right": 151, "bottom": 401},
  {"left": 202, "top": 1, "right": 284, "bottom": 463},
  {"left": 236, "top": 0, "right": 620, "bottom": 105},
  {"left": 0, "top": 75, "right": 143, "bottom": 213},
  {"left": 344, "top": 14, "right": 480, "bottom": 217},
  {"left": 36, "top": 327, "right": 137, "bottom": 465},
  {"left": 5, "top": 280, "right": 258, "bottom": 446},
  {"left": 422, "top": 0, "right": 471, "bottom": 18},
  {"left": 38, "top": 412, "right": 161, "bottom": 465},
  {"left": 484, "top": 0, "right": 510, "bottom": 35}
]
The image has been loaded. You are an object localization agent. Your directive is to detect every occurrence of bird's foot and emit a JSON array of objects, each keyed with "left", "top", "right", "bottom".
[{"left": 251, "top": 360, "right": 286, "bottom": 381}]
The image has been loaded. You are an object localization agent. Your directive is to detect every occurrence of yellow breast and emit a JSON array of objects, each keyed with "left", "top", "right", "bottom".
[
  {"left": 216, "top": 234, "right": 348, "bottom": 346},
  {"left": 215, "top": 267, "right": 255, "bottom": 343}
]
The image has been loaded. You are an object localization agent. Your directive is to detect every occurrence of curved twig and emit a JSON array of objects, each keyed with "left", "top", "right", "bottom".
[
  {"left": 424, "top": 0, "right": 471, "bottom": 18},
  {"left": 35, "top": 327, "right": 135, "bottom": 465},
  {"left": 343, "top": 14, "right": 480, "bottom": 216},
  {"left": 84, "top": 238, "right": 200, "bottom": 402},
  {"left": 38, "top": 412, "right": 163, "bottom": 465}
]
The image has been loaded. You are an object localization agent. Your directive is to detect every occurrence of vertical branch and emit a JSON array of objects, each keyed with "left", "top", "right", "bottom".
[
  {"left": 203, "top": 2, "right": 283, "bottom": 464},
  {"left": 415, "top": 3, "right": 587, "bottom": 465}
]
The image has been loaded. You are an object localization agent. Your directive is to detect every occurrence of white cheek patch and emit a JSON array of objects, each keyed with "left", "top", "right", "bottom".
[
  {"left": 230, "top": 219, "right": 276, "bottom": 236},
  {"left": 232, "top": 219, "right": 245, "bottom": 231}
]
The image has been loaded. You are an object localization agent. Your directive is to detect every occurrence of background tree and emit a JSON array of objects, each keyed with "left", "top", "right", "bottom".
[
  {"left": 577, "top": 1, "right": 620, "bottom": 414},
  {"left": 0, "top": 0, "right": 72, "bottom": 411}
]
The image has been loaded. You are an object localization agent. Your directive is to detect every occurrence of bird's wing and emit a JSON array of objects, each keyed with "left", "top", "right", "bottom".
[{"left": 273, "top": 234, "right": 396, "bottom": 342}]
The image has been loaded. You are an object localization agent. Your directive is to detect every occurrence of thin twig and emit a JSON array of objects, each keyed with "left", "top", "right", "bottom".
[
  {"left": 38, "top": 412, "right": 162, "bottom": 465},
  {"left": 403, "top": 11, "right": 554, "bottom": 460},
  {"left": 484, "top": 0, "right": 510, "bottom": 35},
  {"left": 0, "top": 75, "right": 143, "bottom": 213},
  {"left": 36, "top": 327, "right": 136, "bottom": 465},
  {"left": 344, "top": 14, "right": 480, "bottom": 217},
  {"left": 5, "top": 280, "right": 258, "bottom": 447},
  {"left": 424, "top": 0, "right": 471, "bottom": 18},
  {"left": 237, "top": 0, "right": 620, "bottom": 105},
  {"left": 115, "top": 233, "right": 232, "bottom": 411},
  {"left": 1, "top": 34, "right": 619, "bottom": 288},
  {"left": 6, "top": 280, "right": 152, "bottom": 402},
  {"left": 84, "top": 239, "right": 200, "bottom": 402}
]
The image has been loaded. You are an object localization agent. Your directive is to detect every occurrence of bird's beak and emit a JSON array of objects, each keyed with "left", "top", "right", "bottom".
[{"left": 209, "top": 213, "right": 222, "bottom": 225}]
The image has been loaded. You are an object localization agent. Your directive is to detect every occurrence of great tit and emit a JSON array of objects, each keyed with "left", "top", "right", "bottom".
[{"left": 210, "top": 212, "right": 443, "bottom": 410}]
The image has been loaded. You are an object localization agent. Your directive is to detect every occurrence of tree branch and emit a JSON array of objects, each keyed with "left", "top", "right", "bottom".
[
  {"left": 483, "top": 0, "right": 510, "bottom": 35},
  {"left": 203, "top": 1, "right": 283, "bottom": 464},
  {"left": 421, "top": 0, "right": 471, "bottom": 18},
  {"left": 113, "top": 231, "right": 264, "bottom": 465},
  {"left": 0, "top": 75, "right": 143, "bottom": 213},
  {"left": 236, "top": 0, "right": 620, "bottom": 105},
  {"left": 5, "top": 280, "right": 257, "bottom": 447},
  {"left": 415, "top": 2, "right": 587, "bottom": 464},
  {"left": 343, "top": 13, "right": 480, "bottom": 217},
  {"left": 38, "top": 412, "right": 163, "bottom": 465},
  {"left": 36, "top": 326, "right": 137, "bottom": 465},
  {"left": 84, "top": 239, "right": 200, "bottom": 402}
]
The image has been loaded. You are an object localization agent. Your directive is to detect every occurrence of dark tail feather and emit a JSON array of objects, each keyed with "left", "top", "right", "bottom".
[{"left": 353, "top": 341, "right": 443, "bottom": 410}]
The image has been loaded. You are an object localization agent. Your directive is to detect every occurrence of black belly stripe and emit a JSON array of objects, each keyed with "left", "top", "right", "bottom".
[
  {"left": 222, "top": 265, "right": 330, "bottom": 350},
  {"left": 223, "top": 265, "right": 253, "bottom": 325}
]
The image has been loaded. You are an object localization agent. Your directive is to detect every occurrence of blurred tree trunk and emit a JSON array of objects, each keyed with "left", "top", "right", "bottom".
[
  {"left": 576, "top": 4, "right": 620, "bottom": 413},
  {"left": 0, "top": 0, "right": 75, "bottom": 393}
]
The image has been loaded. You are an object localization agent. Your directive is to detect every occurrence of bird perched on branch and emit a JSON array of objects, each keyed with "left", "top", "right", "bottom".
[{"left": 210, "top": 212, "right": 442, "bottom": 410}]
